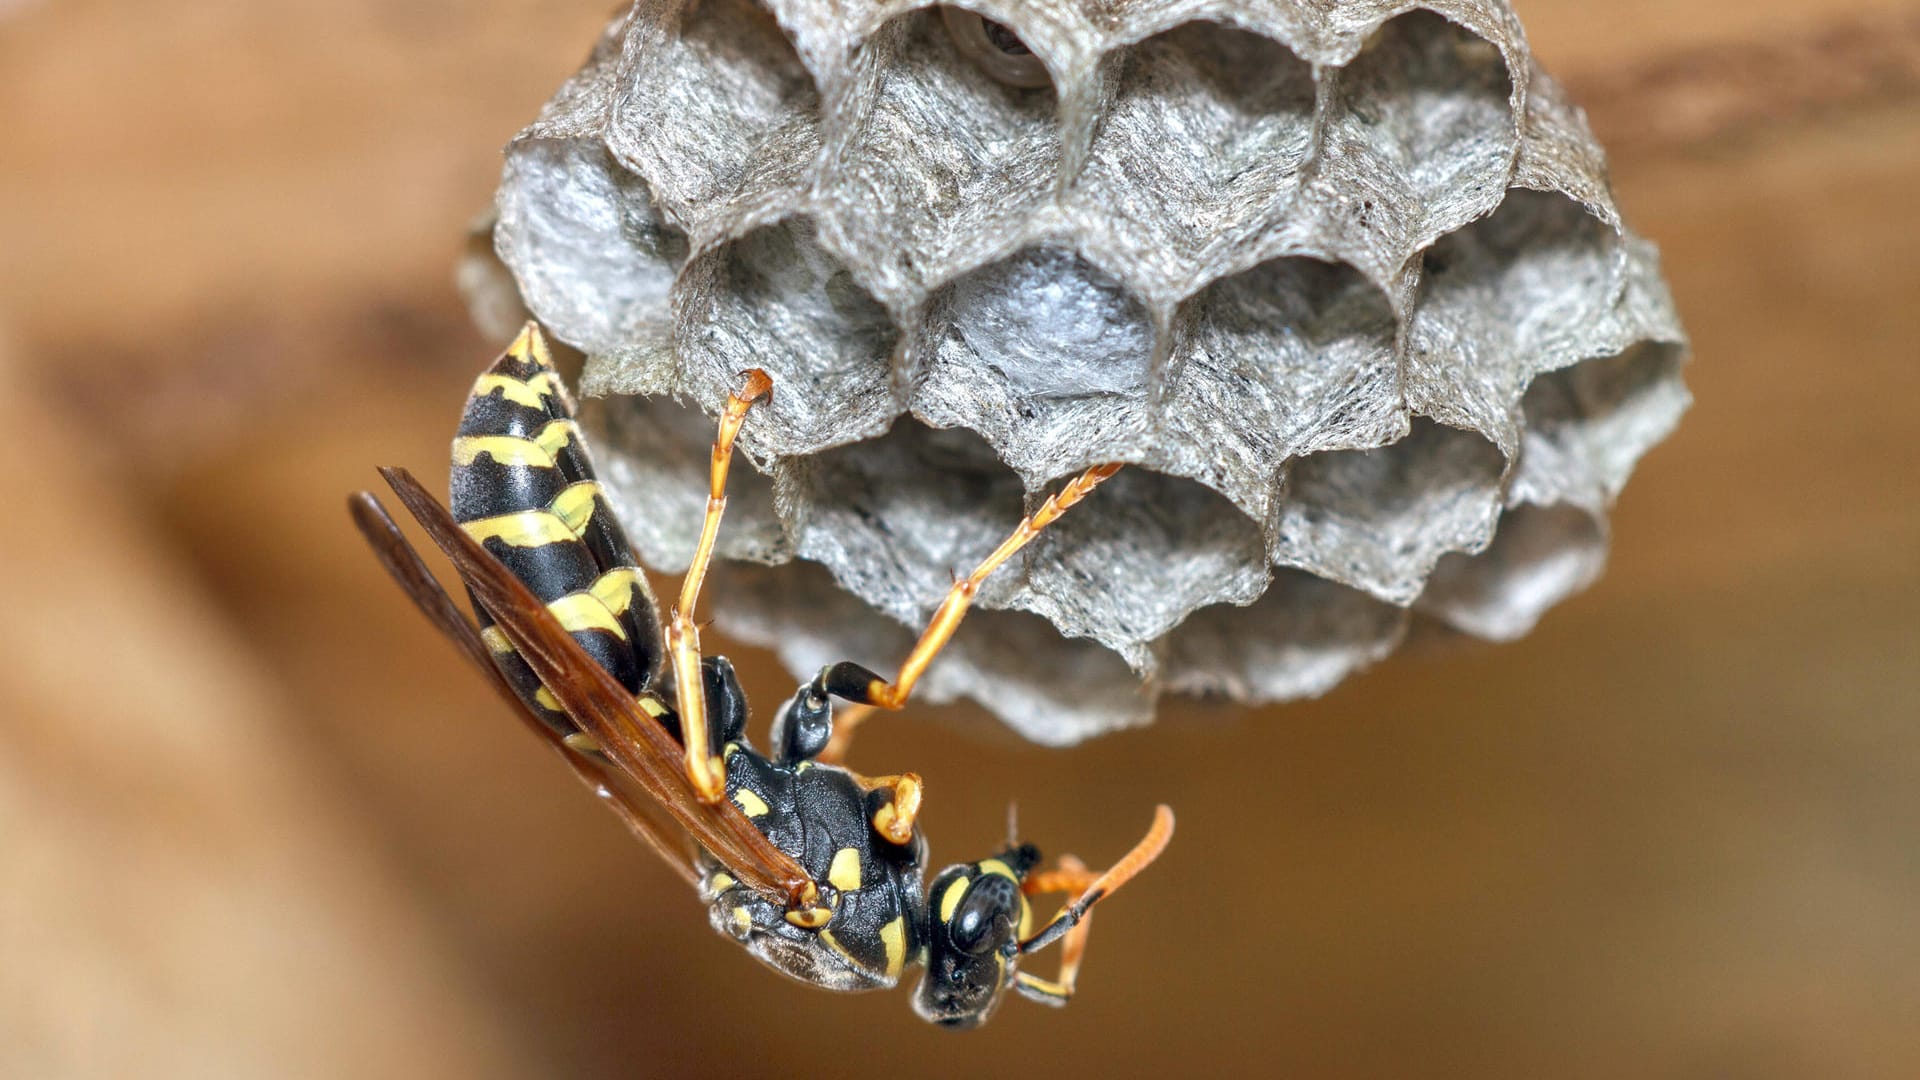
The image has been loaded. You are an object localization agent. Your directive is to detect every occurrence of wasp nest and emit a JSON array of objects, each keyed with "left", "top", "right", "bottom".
[{"left": 474, "top": 0, "right": 1688, "bottom": 743}]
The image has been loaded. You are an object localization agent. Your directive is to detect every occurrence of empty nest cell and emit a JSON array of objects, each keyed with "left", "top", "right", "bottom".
[
  {"left": 1417, "top": 502, "right": 1608, "bottom": 641},
  {"left": 608, "top": 0, "right": 823, "bottom": 235},
  {"left": 495, "top": 139, "right": 687, "bottom": 357},
  {"left": 1274, "top": 9, "right": 1516, "bottom": 294},
  {"left": 673, "top": 216, "right": 900, "bottom": 455},
  {"left": 1272, "top": 417, "right": 1508, "bottom": 606},
  {"left": 1160, "top": 254, "right": 1402, "bottom": 524},
  {"left": 1071, "top": 20, "right": 1316, "bottom": 297},
  {"left": 911, "top": 245, "right": 1161, "bottom": 481},
  {"left": 1510, "top": 341, "right": 1691, "bottom": 513},
  {"left": 1336, "top": 10, "right": 1516, "bottom": 247},
  {"left": 1161, "top": 568, "right": 1408, "bottom": 702},
  {"left": 818, "top": 5, "right": 1064, "bottom": 306}
]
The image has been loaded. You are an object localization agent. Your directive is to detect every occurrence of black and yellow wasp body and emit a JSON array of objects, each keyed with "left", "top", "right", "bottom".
[{"left": 352, "top": 324, "right": 1171, "bottom": 1027}]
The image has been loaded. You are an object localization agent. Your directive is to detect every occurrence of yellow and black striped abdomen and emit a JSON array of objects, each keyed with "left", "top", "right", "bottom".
[{"left": 449, "top": 324, "right": 664, "bottom": 732}]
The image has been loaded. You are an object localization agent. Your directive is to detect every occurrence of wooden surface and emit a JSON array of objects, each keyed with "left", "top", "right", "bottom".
[{"left": 3, "top": 2, "right": 1918, "bottom": 1077}]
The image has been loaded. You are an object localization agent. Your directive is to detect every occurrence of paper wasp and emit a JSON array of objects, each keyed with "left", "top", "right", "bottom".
[{"left": 349, "top": 323, "right": 1172, "bottom": 1027}]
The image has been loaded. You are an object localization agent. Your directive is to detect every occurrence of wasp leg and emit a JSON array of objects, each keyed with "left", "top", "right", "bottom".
[
  {"left": 816, "top": 703, "right": 875, "bottom": 767},
  {"left": 667, "top": 369, "right": 774, "bottom": 804},
  {"left": 1012, "top": 856, "right": 1093, "bottom": 1006},
  {"left": 1018, "top": 804, "right": 1174, "bottom": 962},
  {"left": 804, "top": 463, "right": 1122, "bottom": 721},
  {"left": 771, "top": 667, "right": 880, "bottom": 767},
  {"left": 771, "top": 674, "right": 920, "bottom": 843},
  {"left": 861, "top": 773, "right": 924, "bottom": 846}
]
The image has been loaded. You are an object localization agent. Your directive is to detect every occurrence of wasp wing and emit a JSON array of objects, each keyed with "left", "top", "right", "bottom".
[
  {"left": 350, "top": 490, "right": 700, "bottom": 885},
  {"left": 373, "top": 466, "right": 817, "bottom": 910}
]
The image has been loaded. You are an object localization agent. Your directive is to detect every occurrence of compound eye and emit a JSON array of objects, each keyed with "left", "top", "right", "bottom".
[{"left": 948, "top": 875, "right": 1019, "bottom": 955}]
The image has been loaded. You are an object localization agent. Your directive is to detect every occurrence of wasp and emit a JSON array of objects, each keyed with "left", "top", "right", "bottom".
[{"left": 350, "top": 323, "right": 1172, "bottom": 1028}]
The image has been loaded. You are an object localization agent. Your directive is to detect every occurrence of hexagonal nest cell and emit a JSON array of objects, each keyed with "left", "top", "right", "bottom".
[{"left": 469, "top": 0, "right": 1689, "bottom": 742}]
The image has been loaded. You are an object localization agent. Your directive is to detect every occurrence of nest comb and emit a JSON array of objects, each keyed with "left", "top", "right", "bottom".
[{"left": 469, "top": 0, "right": 1689, "bottom": 743}]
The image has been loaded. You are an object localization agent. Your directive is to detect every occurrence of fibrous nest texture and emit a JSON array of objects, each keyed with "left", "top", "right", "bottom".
[{"left": 475, "top": 0, "right": 1689, "bottom": 743}]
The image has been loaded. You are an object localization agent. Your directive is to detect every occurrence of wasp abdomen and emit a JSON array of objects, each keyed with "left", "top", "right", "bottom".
[{"left": 448, "top": 324, "right": 665, "bottom": 731}]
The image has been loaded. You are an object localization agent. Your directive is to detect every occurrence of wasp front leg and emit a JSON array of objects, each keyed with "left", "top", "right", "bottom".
[
  {"left": 1013, "top": 805, "right": 1176, "bottom": 1005},
  {"left": 1011, "top": 856, "right": 1094, "bottom": 1005},
  {"left": 668, "top": 369, "right": 773, "bottom": 803}
]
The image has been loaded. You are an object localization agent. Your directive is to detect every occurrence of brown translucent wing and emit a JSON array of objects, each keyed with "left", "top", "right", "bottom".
[
  {"left": 349, "top": 490, "right": 699, "bottom": 886},
  {"left": 371, "top": 467, "right": 818, "bottom": 910}
]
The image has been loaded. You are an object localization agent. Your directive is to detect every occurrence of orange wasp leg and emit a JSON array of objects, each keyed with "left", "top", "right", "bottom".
[
  {"left": 1013, "top": 805, "right": 1175, "bottom": 1005},
  {"left": 669, "top": 369, "right": 774, "bottom": 804}
]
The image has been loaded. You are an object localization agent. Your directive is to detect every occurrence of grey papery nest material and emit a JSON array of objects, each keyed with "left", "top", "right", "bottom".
[{"left": 466, "top": 0, "right": 1689, "bottom": 744}]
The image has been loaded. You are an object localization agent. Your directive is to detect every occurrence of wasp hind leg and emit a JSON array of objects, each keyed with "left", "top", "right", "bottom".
[
  {"left": 785, "top": 461, "right": 1121, "bottom": 786},
  {"left": 666, "top": 369, "right": 773, "bottom": 803}
]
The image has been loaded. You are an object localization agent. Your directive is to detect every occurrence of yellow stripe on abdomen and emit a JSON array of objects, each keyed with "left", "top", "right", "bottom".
[
  {"left": 452, "top": 435, "right": 555, "bottom": 468},
  {"left": 589, "top": 567, "right": 645, "bottom": 615},
  {"left": 535, "top": 418, "right": 583, "bottom": 457},
  {"left": 550, "top": 480, "right": 603, "bottom": 534},
  {"left": 450, "top": 419, "right": 582, "bottom": 470},
  {"left": 459, "top": 510, "right": 577, "bottom": 547},
  {"left": 472, "top": 372, "right": 555, "bottom": 410},
  {"left": 545, "top": 592, "right": 628, "bottom": 640}
]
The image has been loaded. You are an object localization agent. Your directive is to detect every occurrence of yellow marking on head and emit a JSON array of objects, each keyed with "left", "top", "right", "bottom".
[
  {"left": 818, "top": 929, "right": 856, "bottom": 963},
  {"left": 708, "top": 872, "right": 735, "bottom": 893},
  {"left": 507, "top": 322, "right": 554, "bottom": 370},
  {"left": 545, "top": 592, "right": 627, "bottom": 639},
  {"left": 562, "top": 732, "right": 600, "bottom": 754},
  {"left": 939, "top": 876, "right": 970, "bottom": 924},
  {"left": 638, "top": 694, "right": 668, "bottom": 718},
  {"left": 784, "top": 905, "right": 833, "bottom": 929},
  {"left": 880, "top": 917, "right": 907, "bottom": 980},
  {"left": 534, "top": 687, "right": 563, "bottom": 712},
  {"left": 589, "top": 567, "right": 645, "bottom": 615},
  {"left": 480, "top": 626, "right": 515, "bottom": 655},
  {"left": 549, "top": 481, "right": 603, "bottom": 533},
  {"left": 732, "top": 788, "right": 770, "bottom": 818},
  {"left": 459, "top": 510, "right": 575, "bottom": 547},
  {"left": 452, "top": 435, "right": 555, "bottom": 469},
  {"left": 979, "top": 858, "right": 1017, "bottom": 882},
  {"left": 722, "top": 741, "right": 740, "bottom": 760},
  {"left": 828, "top": 848, "right": 863, "bottom": 893},
  {"left": 730, "top": 906, "right": 753, "bottom": 934},
  {"left": 473, "top": 373, "right": 553, "bottom": 410},
  {"left": 795, "top": 761, "right": 812, "bottom": 772}
]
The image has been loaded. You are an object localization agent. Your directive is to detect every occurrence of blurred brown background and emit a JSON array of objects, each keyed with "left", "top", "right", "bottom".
[{"left": 3, "top": 1, "right": 1918, "bottom": 1077}]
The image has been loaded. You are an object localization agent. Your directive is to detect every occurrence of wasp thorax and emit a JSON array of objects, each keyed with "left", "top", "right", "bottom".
[{"left": 476, "top": 0, "right": 1690, "bottom": 743}]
